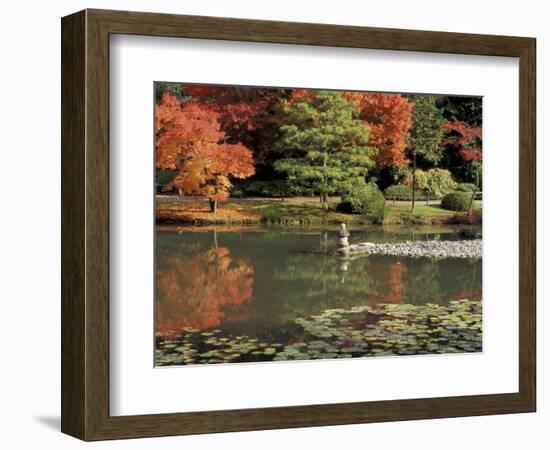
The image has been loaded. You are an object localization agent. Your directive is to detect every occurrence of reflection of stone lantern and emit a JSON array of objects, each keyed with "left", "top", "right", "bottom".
[
  {"left": 339, "top": 260, "right": 349, "bottom": 284},
  {"left": 338, "top": 223, "right": 350, "bottom": 250},
  {"left": 337, "top": 223, "right": 351, "bottom": 282}
]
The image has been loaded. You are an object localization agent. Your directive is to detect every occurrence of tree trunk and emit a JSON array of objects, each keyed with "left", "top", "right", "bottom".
[
  {"left": 321, "top": 153, "right": 328, "bottom": 205},
  {"left": 209, "top": 198, "right": 218, "bottom": 214},
  {"left": 468, "top": 190, "right": 476, "bottom": 213},
  {"left": 411, "top": 150, "right": 417, "bottom": 212},
  {"left": 468, "top": 166, "right": 479, "bottom": 213}
]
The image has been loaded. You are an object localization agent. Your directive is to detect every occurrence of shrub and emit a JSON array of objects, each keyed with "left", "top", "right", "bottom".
[
  {"left": 261, "top": 207, "right": 283, "bottom": 223},
  {"left": 373, "top": 202, "right": 389, "bottom": 224},
  {"left": 455, "top": 182, "right": 477, "bottom": 192},
  {"left": 441, "top": 192, "right": 472, "bottom": 211},
  {"left": 338, "top": 183, "right": 386, "bottom": 221},
  {"left": 404, "top": 168, "right": 428, "bottom": 189},
  {"left": 325, "top": 201, "right": 339, "bottom": 212},
  {"left": 399, "top": 168, "right": 457, "bottom": 202},
  {"left": 423, "top": 169, "right": 457, "bottom": 200},
  {"left": 384, "top": 184, "right": 413, "bottom": 201}
]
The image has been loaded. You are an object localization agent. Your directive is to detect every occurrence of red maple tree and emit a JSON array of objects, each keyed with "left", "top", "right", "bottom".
[
  {"left": 184, "top": 85, "right": 287, "bottom": 165},
  {"left": 443, "top": 119, "right": 483, "bottom": 211},
  {"left": 344, "top": 92, "right": 414, "bottom": 168},
  {"left": 442, "top": 119, "right": 482, "bottom": 162},
  {"left": 155, "top": 92, "right": 255, "bottom": 213}
]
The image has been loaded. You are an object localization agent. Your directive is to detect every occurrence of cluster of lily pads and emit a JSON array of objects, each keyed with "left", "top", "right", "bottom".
[
  {"left": 155, "top": 330, "right": 284, "bottom": 366},
  {"left": 155, "top": 299, "right": 482, "bottom": 366}
]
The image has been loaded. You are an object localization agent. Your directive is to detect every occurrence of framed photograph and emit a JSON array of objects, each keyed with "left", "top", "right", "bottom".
[{"left": 61, "top": 9, "right": 536, "bottom": 440}]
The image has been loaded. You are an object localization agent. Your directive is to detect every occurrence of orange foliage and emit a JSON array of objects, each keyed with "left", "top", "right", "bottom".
[
  {"left": 156, "top": 247, "right": 254, "bottom": 335},
  {"left": 344, "top": 93, "right": 414, "bottom": 168},
  {"left": 287, "top": 89, "right": 315, "bottom": 103},
  {"left": 155, "top": 93, "right": 255, "bottom": 202},
  {"left": 156, "top": 201, "right": 262, "bottom": 225},
  {"left": 367, "top": 262, "right": 407, "bottom": 305}
]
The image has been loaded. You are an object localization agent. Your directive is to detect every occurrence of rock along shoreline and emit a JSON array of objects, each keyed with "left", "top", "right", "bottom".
[{"left": 338, "top": 239, "right": 482, "bottom": 259}]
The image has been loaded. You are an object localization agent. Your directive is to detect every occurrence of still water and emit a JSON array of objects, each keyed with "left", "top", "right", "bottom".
[{"left": 155, "top": 226, "right": 482, "bottom": 365}]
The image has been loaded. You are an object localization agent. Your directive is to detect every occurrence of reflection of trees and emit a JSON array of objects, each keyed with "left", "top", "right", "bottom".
[
  {"left": 268, "top": 254, "right": 377, "bottom": 322},
  {"left": 156, "top": 246, "right": 254, "bottom": 335},
  {"left": 271, "top": 252, "right": 482, "bottom": 319},
  {"left": 399, "top": 257, "right": 481, "bottom": 305},
  {"left": 367, "top": 262, "right": 407, "bottom": 304},
  {"left": 274, "top": 255, "right": 409, "bottom": 309},
  {"left": 154, "top": 229, "right": 482, "bottom": 339},
  {"left": 272, "top": 253, "right": 409, "bottom": 311}
]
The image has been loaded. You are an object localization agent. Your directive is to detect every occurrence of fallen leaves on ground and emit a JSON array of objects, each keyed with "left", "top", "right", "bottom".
[{"left": 156, "top": 201, "right": 262, "bottom": 225}]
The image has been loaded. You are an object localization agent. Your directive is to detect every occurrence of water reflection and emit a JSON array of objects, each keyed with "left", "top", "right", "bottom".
[
  {"left": 156, "top": 246, "right": 254, "bottom": 335},
  {"left": 155, "top": 228, "right": 481, "bottom": 341}
]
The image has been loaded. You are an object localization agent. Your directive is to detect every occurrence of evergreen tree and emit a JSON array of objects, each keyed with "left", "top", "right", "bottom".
[
  {"left": 407, "top": 95, "right": 446, "bottom": 211},
  {"left": 274, "top": 91, "right": 376, "bottom": 203}
]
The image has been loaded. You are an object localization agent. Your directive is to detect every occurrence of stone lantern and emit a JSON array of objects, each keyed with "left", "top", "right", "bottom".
[{"left": 338, "top": 223, "right": 350, "bottom": 250}]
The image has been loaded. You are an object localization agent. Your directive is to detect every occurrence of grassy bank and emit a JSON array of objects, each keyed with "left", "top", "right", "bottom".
[{"left": 156, "top": 197, "right": 481, "bottom": 226}]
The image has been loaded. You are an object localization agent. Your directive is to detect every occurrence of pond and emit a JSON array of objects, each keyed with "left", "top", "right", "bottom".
[{"left": 155, "top": 226, "right": 482, "bottom": 366}]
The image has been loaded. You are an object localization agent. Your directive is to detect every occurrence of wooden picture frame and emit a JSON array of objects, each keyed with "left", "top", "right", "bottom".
[{"left": 61, "top": 8, "right": 536, "bottom": 441}]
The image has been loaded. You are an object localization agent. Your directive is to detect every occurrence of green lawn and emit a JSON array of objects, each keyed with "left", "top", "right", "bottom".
[
  {"left": 156, "top": 196, "right": 481, "bottom": 226},
  {"left": 250, "top": 202, "right": 372, "bottom": 225},
  {"left": 251, "top": 202, "right": 474, "bottom": 226},
  {"left": 385, "top": 204, "right": 455, "bottom": 225}
]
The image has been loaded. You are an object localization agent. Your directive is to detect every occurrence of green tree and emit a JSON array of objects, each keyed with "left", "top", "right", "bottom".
[
  {"left": 407, "top": 96, "right": 446, "bottom": 211},
  {"left": 154, "top": 82, "right": 189, "bottom": 103},
  {"left": 274, "top": 91, "right": 376, "bottom": 204}
]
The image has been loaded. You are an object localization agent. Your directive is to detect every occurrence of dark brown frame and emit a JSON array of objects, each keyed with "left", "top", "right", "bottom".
[{"left": 61, "top": 8, "right": 536, "bottom": 441}]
